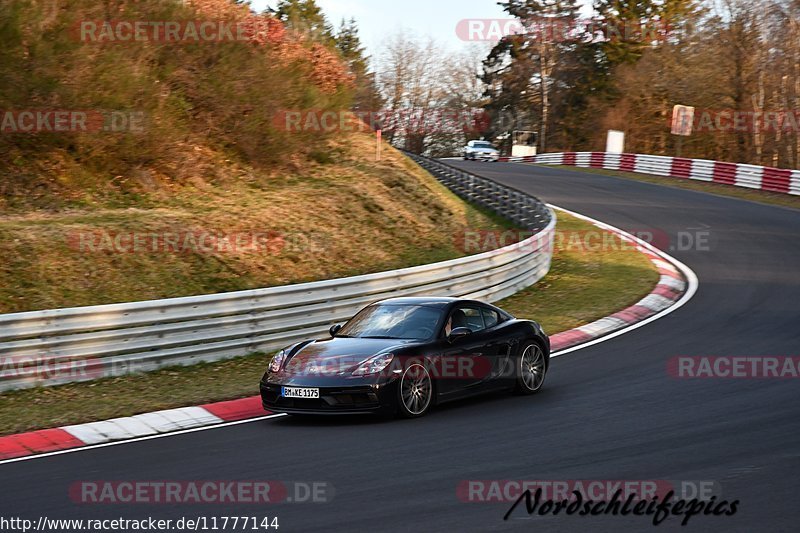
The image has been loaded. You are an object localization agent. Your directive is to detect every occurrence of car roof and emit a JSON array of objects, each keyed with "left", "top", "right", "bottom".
[
  {"left": 374, "top": 297, "right": 499, "bottom": 309},
  {"left": 369, "top": 298, "right": 515, "bottom": 321},
  {"left": 375, "top": 297, "right": 457, "bottom": 307}
]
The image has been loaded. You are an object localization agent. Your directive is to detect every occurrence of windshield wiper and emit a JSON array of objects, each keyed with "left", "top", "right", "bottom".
[{"left": 359, "top": 335, "right": 398, "bottom": 339}]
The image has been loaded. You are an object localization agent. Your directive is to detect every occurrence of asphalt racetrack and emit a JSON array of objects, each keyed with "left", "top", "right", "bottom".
[{"left": 1, "top": 161, "right": 799, "bottom": 532}]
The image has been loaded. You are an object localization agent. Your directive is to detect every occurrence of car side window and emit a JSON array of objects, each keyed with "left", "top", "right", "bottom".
[
  {"left": 481, "top": 308, "right": 499, "bottom": 328},
  {"left": 448, "top": 307, "right": 485, "bottom": 333}
]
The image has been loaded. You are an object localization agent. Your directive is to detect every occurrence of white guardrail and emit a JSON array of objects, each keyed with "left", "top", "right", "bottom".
[
  {"left": 0, "top": 154, "right": 555, "bottom": 391},
  {"left": 499, "top": 152, "right": 800, "bottom": 195}
]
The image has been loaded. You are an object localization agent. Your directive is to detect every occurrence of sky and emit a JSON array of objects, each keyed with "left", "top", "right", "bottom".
[{"left": 247, "top": 0, "right": 551, "bottom": 59}]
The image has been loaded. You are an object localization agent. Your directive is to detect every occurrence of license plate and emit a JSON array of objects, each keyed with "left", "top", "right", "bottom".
[{"left": 281, "top": 387, "right": 320, "bottom": 399}]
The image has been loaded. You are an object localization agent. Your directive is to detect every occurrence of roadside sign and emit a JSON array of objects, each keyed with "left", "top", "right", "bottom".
[
  {"left": 671, "top": 105, "right": 695, "bottom": 136},
  {"left": 606, "top": 130, "right": 625, "bottom": 153}
]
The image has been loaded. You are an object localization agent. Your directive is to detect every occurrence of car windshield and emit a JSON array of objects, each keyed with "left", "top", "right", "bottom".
[
  {"left": 473, "top": 142, "right": 495, "bottom": 149},
  {"left": 337, "top": 304, "right": 443, "bottom": 340}
]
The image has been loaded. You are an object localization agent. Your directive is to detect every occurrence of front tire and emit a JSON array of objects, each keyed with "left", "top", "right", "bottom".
[
  {"left": 515, "top": 343, "right": 546, "bottom": 394},
  {"left": 397, "top": 363, "right": 433, "bottom": 418}
]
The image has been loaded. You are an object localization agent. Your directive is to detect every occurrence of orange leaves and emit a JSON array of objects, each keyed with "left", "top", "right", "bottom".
[{"left": 187, "top": 0, "right": 350, "bottom": 93}]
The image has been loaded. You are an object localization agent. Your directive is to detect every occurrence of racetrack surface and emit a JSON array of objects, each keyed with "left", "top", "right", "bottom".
[{"left": 2, "top": 162, "right": 799, "bottom": 532}]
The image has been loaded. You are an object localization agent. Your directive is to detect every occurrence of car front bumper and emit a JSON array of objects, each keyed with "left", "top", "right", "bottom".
[{"left": 260, "top": 375, "right": 399, "bottom": 415}]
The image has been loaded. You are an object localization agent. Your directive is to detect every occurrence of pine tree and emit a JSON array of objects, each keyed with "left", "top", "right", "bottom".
[
  {"left": 273, "top": 0, "right": 335, "bottom": 46},
  {"left": 335, "top": 18, "right": 382, "bottom": 111}
]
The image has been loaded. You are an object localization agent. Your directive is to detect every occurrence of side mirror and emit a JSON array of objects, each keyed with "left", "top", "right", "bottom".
[
  {"left": 329, "top": 324, "right": 343, "bottom": 337},
  {"left": 447, "top": 327, "right": 472, "bottom": 343}
]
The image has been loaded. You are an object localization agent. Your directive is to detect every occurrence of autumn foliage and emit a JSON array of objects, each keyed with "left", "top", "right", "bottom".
[
  {"left": 187, "top": 0, "right": 351, "bottom": 92},
  {"left": 0, "top": 0, "right": 354, "bottom": 210}
]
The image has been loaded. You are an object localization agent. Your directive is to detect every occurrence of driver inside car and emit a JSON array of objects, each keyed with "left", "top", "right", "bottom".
[{"left": 444, "top": 309, "right": 469, "bottom": 336}]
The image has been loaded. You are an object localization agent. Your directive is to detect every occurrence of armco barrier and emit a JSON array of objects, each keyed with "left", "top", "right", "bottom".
[
  {"left": 498, "top": 152, "right": 800, "bottom": 195},
  {"left": 0, "top": 154, "right": 555, "bottom": 391}
]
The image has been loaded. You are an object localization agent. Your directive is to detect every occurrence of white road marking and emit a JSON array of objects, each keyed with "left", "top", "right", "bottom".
[{"left": 0, "top": 414, "right": 288, "bottom": 465}]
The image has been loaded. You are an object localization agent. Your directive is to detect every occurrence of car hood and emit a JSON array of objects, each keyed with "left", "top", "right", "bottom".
[{"left": 282, "top": 337, "right": 416, "bottom": 375}]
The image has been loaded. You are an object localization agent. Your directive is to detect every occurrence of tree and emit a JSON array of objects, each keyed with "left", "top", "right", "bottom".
[
  {"left": 483, "top": 0, "right": 706, "bottom": 153},
  {"left": 375, "top": 32, "right": 443, "bottom": 153},
  {"left": 335, "top": 18, "right": 382, "bottom": 111},
  {"left": 430, "top": 44, "right": 492, "bottom": 155},
  {"left": 376, "top": 34, "right": 489, "bottom": 156},
  {"left": 272, "top": 0, "right": 335, "bottom": 45},
  {"left": 484, "top": 0, "right": 583, "bottom": 152}
]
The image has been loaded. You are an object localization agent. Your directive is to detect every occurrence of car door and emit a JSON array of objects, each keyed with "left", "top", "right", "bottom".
[
  {"left": 479, "top": 306, "right": 513, "bottom": 386},
  {"left": 438, "top": 306, "right": 493, "bottom": 397}
]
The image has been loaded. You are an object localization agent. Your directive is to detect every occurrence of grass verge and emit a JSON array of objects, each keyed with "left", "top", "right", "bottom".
[
  {"left": 544, "top": 165, "right": 800, "bottom": 210},
  {"left": 495, "top": 210, "right": 659, "bottom": 334},
  {"left": 0, "top": 210, "right": 658, "bottom": 435}
]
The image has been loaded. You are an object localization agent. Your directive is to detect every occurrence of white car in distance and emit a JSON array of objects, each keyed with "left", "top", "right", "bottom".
[{"left": 463, "top": 140, "right": 500, "bottom": 162}]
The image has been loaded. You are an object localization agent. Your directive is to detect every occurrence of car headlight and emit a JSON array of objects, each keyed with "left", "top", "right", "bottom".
[
  {"left": 269, "top": 350, "right": 287, "bottom": 373},
  {"left": 352, "top": 353, "right": 394, "bottom": 376}
]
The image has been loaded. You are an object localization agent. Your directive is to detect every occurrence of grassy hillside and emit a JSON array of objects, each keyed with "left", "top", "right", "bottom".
[
  {"left": 0, "top": 0, "right": 350, "bottom": 212},
  {"left": 0, "top": 0, "right": 514, "bottom": 312},
  {"left": 0, "top": 134, "right": 511, "bottom": 313}
]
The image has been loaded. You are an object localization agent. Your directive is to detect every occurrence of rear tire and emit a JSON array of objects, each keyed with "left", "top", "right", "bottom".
[{"left": 515, "top": 343, "right": 546, "bottom": 394}]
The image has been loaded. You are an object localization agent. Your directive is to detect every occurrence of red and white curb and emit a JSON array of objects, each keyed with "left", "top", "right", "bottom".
[
  {"left": 0, "top": 207, "right": 697, "bottom": 464},
  {"left": 547, "top": 205, "right": 696, "bottom": 355},
  {"left": 498, "top": 151, "right": 800, "bottom": 196},
  {"left": 0, "top": 397, "right": 266, "bottom": 461}
]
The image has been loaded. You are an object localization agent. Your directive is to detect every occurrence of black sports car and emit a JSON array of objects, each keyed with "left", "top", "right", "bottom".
[{"left": 260, "top": 297, "right": 550, "bottom": 418}]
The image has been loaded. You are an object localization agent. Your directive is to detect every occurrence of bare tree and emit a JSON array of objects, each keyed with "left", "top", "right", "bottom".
[
  {"left": 376, "top": 31, "right": 441, "bottom": 152},
  {"left": 376, "top": 33, "right": 490, "bottom": 155}
]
